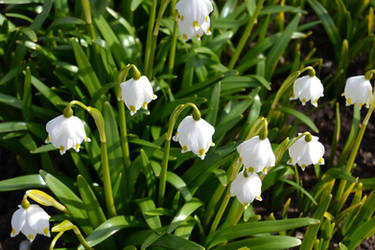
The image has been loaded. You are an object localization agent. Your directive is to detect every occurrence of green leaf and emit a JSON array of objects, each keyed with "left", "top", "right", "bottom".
[
  {"left": 0, "top": 0, "right": 43, "bottom": 3},
  {"left": 131, "top": 0, "right": 143, "bottom": 11},
  {"left": 261, "top": 5, "right": 307, "bottom": 15},
  {"left": 215, "top": 235, "right": 301, "bottom": 250},
  {"left": 151, "top": 234, "right": 204, "bottom": 250},
  {"left": 39, "top": 170, "right": 91, "bottom": 234},
  {"left": 307, "top": 0, "right": 341, "bottom": 59},
  {"left": 0, "top": 65, "right": 23, "bottom": 86},
  {"left": 300, "top": 192, "right": 331, "bottom": 250},
  {"left": 22, "top": 67, "right": 33, "bottom": 121},
  {"left": 30, "top": 0, "right": 52, "bottom": 31},
  {"left": 0, "top": 122, "right": 28, "bottom": 133},
  {"left": 167, "top": 171, "right": 192, "bottom": 201},
  {"left": 281, "top": 179, "right": 317, "bottom": 205},
  {"left": 77, "top": 175, "right": 106, "bottom": 228},
  {"left": 30, "top": 74, "right": 65, "bottom": 107},
  {"left": 206, "top": 82, "right": 221, "bottom": 125},
  {"left": 168, "top": 199, "right": 203, "bottom": 233},
  {"left": 206, "top": 218, "right": 319, "bottom": 248},
  {"left": 0, "top": 175, "right": 46, "bottom": 191},
  {"left": 30, "top": 144, "right": 57, "bottom": 154},
  {"left": 279, "top": 106, "right": 319, "bottom": 133},
  {"left": 345, "top": 216, "right": 375, "bottom": 249},
  {"left": 136, "top": 198, "right": 161, "bottom": 230},
  {"left": 79, "top": 216, "right": 143, "bottom": 249},
  {"left": 71, "top": 38, "right": 102, "bottom": 98},
  {"left": 265, "top": 14, "right": 300, "bottom": 79}
]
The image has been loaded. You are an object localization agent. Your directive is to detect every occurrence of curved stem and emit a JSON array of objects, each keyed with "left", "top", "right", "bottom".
[
  {"left": 65, "top": 101, "right": 116, "bottom": 217},
  {"left": 158, "top": 103, "right": 201, "bottom": 205},
  {"left": 49, "top": 231, "right": 64, "bottom": 250},
  {"left": 73, "top": 226, "right": 94, "bottom": 250}
]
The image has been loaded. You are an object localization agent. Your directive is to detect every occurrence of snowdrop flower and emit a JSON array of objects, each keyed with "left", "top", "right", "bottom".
[
  {"left": 230, "top": 171, "right": 262, "bottom": 206},
  {"left": 288, "top": 133, "right": 325, "bottom": 170},
  {"left": 343, "top": 75, "right": 373, "bottom": 108},
  {"left": 173, "top": 116, "right": 215, "bottom": 159},
  {"left": 46, "top": 115, "right": 90, "bottom": 155},
  {"left": 290, "top": 75, "right": 324, "bottom": 107},
  {"left": 237, "top": 136, "right": 275, "bottom": 174},
  {"left": 11, "top": 204, "right": 50, "bottom": 242},
  {"left": 175, "top": 0, "right": 213, "bottom": 42},
  {"left": 120, "top": 76, "right": 157, "bottom": 115}
]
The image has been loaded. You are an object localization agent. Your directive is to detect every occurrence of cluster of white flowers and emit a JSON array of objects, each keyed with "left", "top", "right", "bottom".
[{"left": 175, "top": 0, "right": 213, "bottom": 42}]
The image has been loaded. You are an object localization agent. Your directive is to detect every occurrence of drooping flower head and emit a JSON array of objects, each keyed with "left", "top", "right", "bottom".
[
  {"left": 175, "top": 0, "right": 213, "bottom": 42},
  {"left": 120, "top": 76, "right": 157, "bottom": 115},
  {"left": 46, "top": 114, "right": 90, "bottom": 154},
  {"left": 290, "top": 75, "right": 324, "bottom": 107},
  {"left": 173, "top": 115, "right": 215, "bottom": 159},
  {"left": 288, "top": 133, "right": 325, "bottom": 170},
  {"left": 343, "top": 75, "right": 373, "bottom": 108},
  {"left": 237, "top": 135, "right": 275, "bottom": 174},
  {"left": 230, "top": 171, "right": 262, "bottom": 206},
  {"left": 11, "top": 204, "right": 50, "bottom": 242}
]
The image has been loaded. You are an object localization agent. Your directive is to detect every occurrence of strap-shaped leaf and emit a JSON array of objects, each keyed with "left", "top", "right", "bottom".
[{"left": 0, "top": 175, "right": 46, "bottom": 191}]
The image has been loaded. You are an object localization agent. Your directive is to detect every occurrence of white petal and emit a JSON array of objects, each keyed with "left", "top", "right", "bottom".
[
  {"left": 20, "top": 220, "right": 37, "bottom": 242},
  {"left": 11, "top": 207, "right": 26, "bottom": 237},
  {"left": 231, "top": 172, "right": 262, "bottom": 205},
  {"left": 26, "top": 205, "right": 50, "bottom": 237}
]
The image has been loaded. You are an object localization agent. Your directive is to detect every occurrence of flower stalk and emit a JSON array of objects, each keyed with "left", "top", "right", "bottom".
[
  {"left": 50, "top": 220, "right": 93, "bottom": 250},
  {"left": 64, "top": 100, "right": 116, "bottom": 217},
  {"left": 116, "top": 64, "right": 142, "bottom": 169},
  {"left": 333, "top": 70, "right": 375, "bottom": 213},
  {"left": 158, "top": 103, "right": 201, "bottom": 205}
]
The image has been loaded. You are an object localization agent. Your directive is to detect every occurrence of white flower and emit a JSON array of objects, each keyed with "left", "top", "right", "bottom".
[
  {"left": 173, "top": 116, "right": 215, "bottom": 159},
  {"left": 46, "top": 115, "right": 90, "bottom": 155},
  {"left": 288, "top": 133, "right": 325, "bottom": 170},
  {"left": 10, "top": 204, "right": 50, "bottom": 242},
  {"left": 237, "top": 136, "right": 275, "bottom": 174},
  {"left": 343, "top": 75, "right": 373, "bottom": 108},
  {"left": 230, "top": 171, "right": 262, "bottom": 206},
  {"left": 290, "top": 75, "right": 324, "bottom": 107},
  {"left": 120, "top": 76, "right": 157, "bottom": 115},
  {"left": 175, "top": 0, "right": 213, "bottom": 42}
]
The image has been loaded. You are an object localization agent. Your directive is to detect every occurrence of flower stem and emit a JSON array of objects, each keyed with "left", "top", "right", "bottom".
[
  {"left": 144, "top": 0, "right": 158, "bottom": 77},
  {"left": 228, "top": 0, "right": 265, "bottom": 69},
  {"left": 168, "top": 0, "right": 178, "bottom": 75},
  {"left": 333, "top": 83, "right": 375, "bottom": 213},
  {"left": 65, "top": 101, "right": 116, "bottom": 217},
  {"left": 117, "top": 65, "right": 142, "bottom": 169},
  {"left": 49, "top": 231, "right": 64, "bottom": 250},
  {"left": 158, "top": 103, "right": 201, "bottom": 205}
]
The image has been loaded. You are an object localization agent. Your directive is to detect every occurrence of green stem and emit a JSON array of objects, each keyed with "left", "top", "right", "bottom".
[
  {"left": 158, "top": 103, "right": 201, "bottom": 205},
  {"left": 168, "top": 1, "right": 178, "bottom": 75},
  {"left": 49, "top": 231, "right": 64, "bottom": 250},
  {"left": 116, "top": 65, "right": 141, "bottom": 169},
  {"left": 73, "top": 226, "right": 94, "bottom": 250},
  {"left": 209, "top": 159, "right": 241, "bottom": 233},
  {"left": 267, "top": 66, "right": 315, "bottom": 120},
  {"left": 334, "top": 84, "right": 375, "bottom": 212},
  {"left": 80, "top": 0, "right": 96, "bottom": 40},
  {"left": 65, "top": 101, "right": 116, "bottom": 217},
  {"left": 144, "top": 0, "right": 158, "bottom": 76},
  {"left": 228, "top": 0, "right": 265, "bottom": 69}
]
